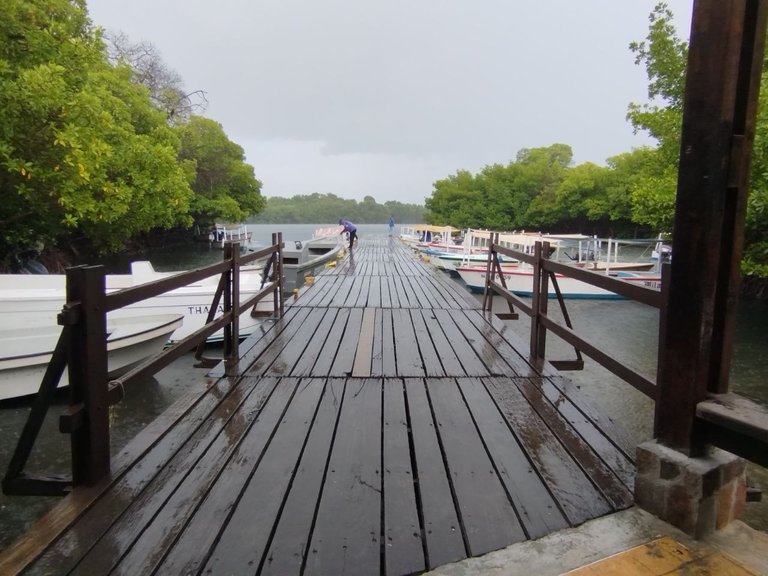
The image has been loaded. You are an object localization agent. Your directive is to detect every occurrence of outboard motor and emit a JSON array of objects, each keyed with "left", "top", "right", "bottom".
[{"left": 14, "top": 250, "right": 49, "bottom": 274}]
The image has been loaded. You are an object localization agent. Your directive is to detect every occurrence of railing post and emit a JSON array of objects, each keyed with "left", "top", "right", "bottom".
[
  {"left": 224, "top": 242, "right": 240, "bottom": 365},
  {"left": 481, "top": 233, "right": 497, "bottom": 313},
  {"left": 66, "top": 265, "right": 110, "bottom": 486},
  {"left": 276, "top": 232, "right": 284, "bottom": 317},
  {"left": 538, "top": 241, "right": 551, "bottom": 359},
  {"left": 529, "top": 242, "right": 542, "bottom": 360},
  {"left": 529, "top": 241, "right": 550, "bottom": 362}
]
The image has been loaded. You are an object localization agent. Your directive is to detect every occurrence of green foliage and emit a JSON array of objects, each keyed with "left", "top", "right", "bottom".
[
  {"left": 252, "top": 193, "right": 425, "bottom": 224},
  {"left": 628, "top": 3, "right": 687, "bottom": 107},
  {"left": 425, "top": 144, "right": 649, "bottom": 237},
  {"left": 176, "top": 116, "right": 265, "bottom": 227},
  {"left": 0, "top": 0, "right": 266, "bottom": 263},
  {"left": 743, "top": 54, "right": 768, "bottom": 276},
  {"left": 426, "top": 170, "right": 486, "bottom": 228},
  {"left": 0, "top": 0, "right": 195, "bottom": 257},
  {"left": 626, "top": 2, "right": 768, "bottom": 275},
  {"left": 425, "top": 145, "right": 583, "bottom": 232},
  {"left": 422, "top": 2, "right": 768, "bottom": 280},
  {"left": 624, "top": 2, "right": 687, "bottom": 232}
]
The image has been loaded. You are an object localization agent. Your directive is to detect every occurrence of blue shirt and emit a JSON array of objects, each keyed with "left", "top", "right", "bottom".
[{"left": 340, "top": 219, "right": 356, "bottom": 233}]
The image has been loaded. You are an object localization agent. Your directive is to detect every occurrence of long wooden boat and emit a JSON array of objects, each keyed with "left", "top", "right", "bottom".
[{"left": 398, "top": 224, "right": 462, "bottom": 250}]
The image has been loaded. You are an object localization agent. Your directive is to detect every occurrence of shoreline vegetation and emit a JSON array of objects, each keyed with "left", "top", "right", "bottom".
[
  {"left": 6, "top": 220, "right": 768, "bottom": 300},
  {"left": 2, "top": 3, "right": 766, "bottom": 291}
]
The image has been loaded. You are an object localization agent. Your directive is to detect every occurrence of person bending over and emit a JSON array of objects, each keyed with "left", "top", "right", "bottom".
[{"left": 338, "top": 219, "right": 358, "bottom": 250}]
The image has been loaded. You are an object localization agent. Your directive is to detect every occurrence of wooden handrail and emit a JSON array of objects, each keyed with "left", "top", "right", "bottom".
[
  {"left": 482, "top": 239, "right": 667, "bottom": 400},
  {"left": 2, "top": 235, "right": 284, "bottom": 496}
]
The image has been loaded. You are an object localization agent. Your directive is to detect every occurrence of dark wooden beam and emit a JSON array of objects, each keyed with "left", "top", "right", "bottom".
[
  {"left": 66, "top": 265, "right": 110, "bottom": 485},
  {"left": 655, "top": 0, "right": 768, "bottom": 453}
]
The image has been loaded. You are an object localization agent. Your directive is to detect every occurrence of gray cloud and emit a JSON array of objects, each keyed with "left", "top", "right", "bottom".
[{"left": 86, "top": 0, "right": 694, "bottom": 203}]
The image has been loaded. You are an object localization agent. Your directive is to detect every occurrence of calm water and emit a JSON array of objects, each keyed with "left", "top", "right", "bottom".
[{"left": 1, "top": 224, "right": 766, "bottom": 550}]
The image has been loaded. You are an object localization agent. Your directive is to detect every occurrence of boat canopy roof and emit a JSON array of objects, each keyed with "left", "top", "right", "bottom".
[
  {"left": 402, "top": 224, "right": 461, "bottom": 233},
  {"left": 467, "top": 229, "right": 592, "bottom": 248}
]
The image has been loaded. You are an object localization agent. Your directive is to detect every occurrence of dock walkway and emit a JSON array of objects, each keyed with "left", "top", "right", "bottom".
[{"left": 4, "top": 236, "right": 636, "bottom": 576}]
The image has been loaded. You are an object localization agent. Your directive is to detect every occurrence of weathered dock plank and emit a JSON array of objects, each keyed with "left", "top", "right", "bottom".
[
  {"left": 485, "top": 376, "right": 614, "bottom": 525},
  {"left": 432, "top": 308, "right": 490, "bottom": 377},
  {"left": 2, "top": 235, "right": 636, "bottom": 576},
  {"left": 456, "top": 377, "right": 570, "bottom": 539},
  {"left": 260, "top": 378, "right": 344, "bottom": 576},
  {"left": 20, "top": 377, "right": 236, "bottom": 575},
  {"left": 383, "top": 379, "right": 426, "bottom": 575},
  {"left": 403, "top": 378, "right": 466, "bottom": 569},
  {"left": 290, "top": 309, "right": 339, "bottom": 378},
  {"left": 304, "top": 377, "right": 382, "bottom": 576},
  {"left": 308, "top": 308, "right": 350, "bottom": 377},
  {"left": 426, "top": 377, "right": 527, "bottom": 556},
  {"left": 178, "top": 378, "right": 324, "bottom": 575}
]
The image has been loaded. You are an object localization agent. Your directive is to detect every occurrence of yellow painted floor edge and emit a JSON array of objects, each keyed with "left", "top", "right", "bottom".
[{"left": 563, "top": 536, "right": 758, "bottom": 575}]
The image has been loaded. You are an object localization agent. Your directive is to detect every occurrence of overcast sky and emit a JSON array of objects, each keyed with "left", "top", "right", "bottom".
[{"left": 85, "top": 0, "right": 694, "bottom": 204}]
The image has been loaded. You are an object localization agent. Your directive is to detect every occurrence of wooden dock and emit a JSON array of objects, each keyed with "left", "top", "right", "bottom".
[{"left": 3, "top": 236, "right": 636, "bottom": 576}]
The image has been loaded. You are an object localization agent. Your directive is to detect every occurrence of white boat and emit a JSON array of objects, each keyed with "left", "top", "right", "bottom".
[
  {"left": 428, "top": 229, "right": 519, "bottom": 272},
  {"left": 0, "top": 314, "right": 183, "bottom": 401},
  {"left": 455, "top": 233, "right": 661, "bottom": 299},
  {"left": 281, "top": 228, "right": 345, "bottom": 291},
  {"left": 651, "top": 234, "right": 673, "bottom": 261},
  {"left": 456, "top": 265, "right": 662, "bottom": 299},
  {"left": 431, "top": 251, "right": 492, "bottom": 272},
  {"left": 0, "top": 261, "right": 271, "bottom": 343},
  {"left": 207, "top": 223, "right": 253, "bottom": 248},
  {"left": 398, "top": 224, "right": 462, "bottom": 251}
]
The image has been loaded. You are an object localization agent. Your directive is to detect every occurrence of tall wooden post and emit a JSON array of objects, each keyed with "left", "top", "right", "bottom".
[
  {"left": 655, "top": 0, "right": 767, "bottom": 453},
  {"left": 66, "top": 265, "right": 110, "bottom": 485},
  {"left": 275, "top": 232, "right": 285, "bottom": 316}
]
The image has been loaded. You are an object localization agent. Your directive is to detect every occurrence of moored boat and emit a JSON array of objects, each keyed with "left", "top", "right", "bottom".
[
  {"left": 207, "top": 223, "right": 253, "bottom": 248},
  {"left": 455, "top": 233, "right": 662, "bottom": 299},
  {"left": 281, "top": 227, "right": 345, "bottom": 291},
  {"left": 398, "top": 224, "right": 462, "bottom": 251},
  {"left": 456, "top": 264, "right": 661, "bottom": 299},
  {"left": 0, "top": 261, "right": 270, "bottom": 343},
  {"left": 0, "top": 313, "right": 183, "bottom": 401}
]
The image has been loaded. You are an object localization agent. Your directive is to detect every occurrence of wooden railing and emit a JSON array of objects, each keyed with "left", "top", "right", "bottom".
[
  {"left": 482, "top": 234, "right": 768, "bottom": 471},
  {"left": 481, "top": 233, "right": 669, "bottom": 401},
  {"left": 2, "top": 234, "right": 283, "bottom": 496}
]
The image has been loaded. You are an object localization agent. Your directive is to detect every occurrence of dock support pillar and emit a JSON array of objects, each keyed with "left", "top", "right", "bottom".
[{"left": 635, "top": 441, "right": 746, "bottom": 539}]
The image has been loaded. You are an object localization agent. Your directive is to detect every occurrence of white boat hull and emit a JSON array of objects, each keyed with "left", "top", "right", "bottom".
[
  {"left": 0, "top": 314, "right": 183, "bottom": 401},
  {"left": 456, "top": 266, "right": 662, "bottom": 299},
  {"left": 281, "top": 235, "right": 344, "bottom": 290},
  {"left": 0, "top": 262, "right": 269, "bottom": 343}
]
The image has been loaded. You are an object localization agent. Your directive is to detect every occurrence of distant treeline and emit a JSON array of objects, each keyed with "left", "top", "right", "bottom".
[{"left": 250, "top": 193, "right": 426, "bottom": 224}]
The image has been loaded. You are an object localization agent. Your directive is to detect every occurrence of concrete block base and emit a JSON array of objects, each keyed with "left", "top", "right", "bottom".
[{"left": 635, "top": 441, "right": 746, "bottom": 539}]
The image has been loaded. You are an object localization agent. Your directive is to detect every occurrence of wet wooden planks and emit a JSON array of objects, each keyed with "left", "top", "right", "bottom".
[
  {"left": 225, "top": 306, "right": 540, "bottom": 380},
  {"left": 3, "top": 236, "right": 637, "bottom": 576},
  {"left": 16, "top": 376, "right": 633, "bottom": 576}
]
